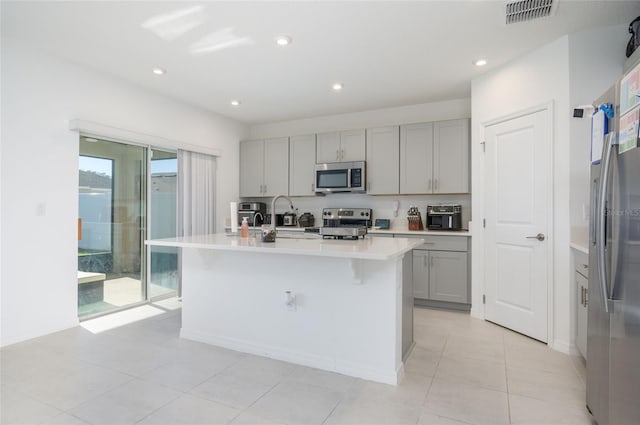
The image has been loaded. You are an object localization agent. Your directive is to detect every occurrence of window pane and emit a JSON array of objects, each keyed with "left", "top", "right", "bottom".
[
  {"left": 149, "top": 149, "right": 178, "bottom": 298},
  {"left": 78, "top": 138, "right": 147, "bottom": 318}
]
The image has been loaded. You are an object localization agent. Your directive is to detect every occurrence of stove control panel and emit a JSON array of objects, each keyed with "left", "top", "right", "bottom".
[{"left": 322, "top": 208, "right": 372, "bottom": 228}]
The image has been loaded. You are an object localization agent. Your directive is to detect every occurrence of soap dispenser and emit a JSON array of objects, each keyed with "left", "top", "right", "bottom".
[{"left": 240, "top": 217, "right": 249, "bottom": 238}]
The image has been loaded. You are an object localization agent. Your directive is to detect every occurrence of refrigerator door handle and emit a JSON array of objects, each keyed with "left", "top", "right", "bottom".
[
  {"left": 590, "top": 178, "right": 598, "bottom": 246},
  {"left": 596, "top": 132, "right": 617, "bottom": 314}
]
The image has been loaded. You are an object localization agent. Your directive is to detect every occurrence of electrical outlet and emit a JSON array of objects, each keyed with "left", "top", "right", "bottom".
[{"left": 285, "top": 291, "right": 296, "bottom": 311}]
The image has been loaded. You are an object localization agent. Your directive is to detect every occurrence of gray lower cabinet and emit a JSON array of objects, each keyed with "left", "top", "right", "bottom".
[
  {"left": 429, "top": 250, "right": 468, "bottom": 303},
  {"left": 369, "top": 233, "right": 470, "bottom": 310},
  {"left": 574, "top": 249, "right": 589, "bottom": 359},
  {"left": 404, "top": 234, "right": 470, "bottom": 309},
  {"left": 412, "top": 250, "right": 429, "bottom": 299},
  {"left": 412, "top": 248, "right": 468, "bottom": 304}
]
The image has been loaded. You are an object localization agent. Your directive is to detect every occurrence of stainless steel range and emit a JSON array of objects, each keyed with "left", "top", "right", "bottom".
[{"left": 319, "top": 207, "right": 372, "bottom": 240}]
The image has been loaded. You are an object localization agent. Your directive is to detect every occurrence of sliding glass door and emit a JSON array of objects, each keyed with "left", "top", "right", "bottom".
[
  {"left": 78, "top": 137, "right": 147, "bottom": 318},
  {"left": 148, "top": 148, "right": 178, "bottom": 299}
]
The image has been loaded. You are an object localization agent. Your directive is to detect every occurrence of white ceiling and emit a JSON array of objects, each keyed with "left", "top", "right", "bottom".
[{"left": 3, "top": 1, "right": 639, "bottom": 124}]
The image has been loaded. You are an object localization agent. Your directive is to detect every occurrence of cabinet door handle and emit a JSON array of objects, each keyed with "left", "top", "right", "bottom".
[
  {"left": 259, "top": 184, "right": 263, "bottom": 194},
  {"left": 311, "top": 183, "right": 315, "bottom": 192},
  {"left": 336, "top": 149, "right": 340, "bottom": 160},
  {"left": 341, "top": 148, "right": 345, "bottom": 160},
  {"left": 423, "top": 254, "right": 427, "bottom": 267},
  {"left": 584, "top": 287, "right": 588, "bottom": 306},
  {"left": 581, "top": 286, "right": 585, "bottom": 306},
  {"left": 435, "top": 179, "right": 439, "bottom": 191},
  {"left": 430, "top": 255, "right": 434, "bottom": 268},
  {"left": 264, "top": 184, "right": 267, "bottom": 194},
  {"left": 428, "top": 179, "right": 432, "bottom": 191}
]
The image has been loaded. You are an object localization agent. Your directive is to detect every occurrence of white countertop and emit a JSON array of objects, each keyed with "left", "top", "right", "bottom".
[
  {"left": 147, "top": 233, "right": 423, "bottom": 261},
  {"left": 571, "top": 227, "right": 589, "bottom": 254},
  {"left": 570, "top": 242, "right": 589, "bottom": 255},
  {"left": 368, "top": 229, "right": 471, "bottom": 237},
  {"left": 226, "top": 227, "right": 471, "bottom": 237}
]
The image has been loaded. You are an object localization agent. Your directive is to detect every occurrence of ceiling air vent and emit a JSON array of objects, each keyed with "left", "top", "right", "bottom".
[{"left": 505, "top": 0, "right": 557, "bottom": 25}]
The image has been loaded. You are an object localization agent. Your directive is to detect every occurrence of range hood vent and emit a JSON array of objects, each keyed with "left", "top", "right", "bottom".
[{"left": 505, "top": 0, "right": 557, "bottom": 25}]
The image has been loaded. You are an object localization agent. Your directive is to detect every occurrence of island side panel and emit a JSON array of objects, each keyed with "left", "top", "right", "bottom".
[{"left": 180, "top": 247, "right": 404, "bottom": 385}]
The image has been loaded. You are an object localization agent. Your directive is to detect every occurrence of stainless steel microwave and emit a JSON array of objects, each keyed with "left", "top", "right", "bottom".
[{"left": 315, "top": 161, "right": 366, "bottom": 194}]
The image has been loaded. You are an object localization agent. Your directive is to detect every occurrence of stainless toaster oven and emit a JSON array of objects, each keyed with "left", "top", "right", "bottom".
[{"left": 426, "top": 204, "right": 462, "bottom": 230}]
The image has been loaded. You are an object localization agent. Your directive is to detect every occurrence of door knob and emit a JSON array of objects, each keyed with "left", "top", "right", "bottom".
[{"left": 526, "top": 233, "right": 545, "bottom": 241}]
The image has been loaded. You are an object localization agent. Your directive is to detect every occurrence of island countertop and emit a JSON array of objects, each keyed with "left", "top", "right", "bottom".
[{"left": 147, "top": 233, "right": 423, "bottom": 261}]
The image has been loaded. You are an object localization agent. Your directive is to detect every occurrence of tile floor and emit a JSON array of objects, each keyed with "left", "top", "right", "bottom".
[{"left": 1, "top": 302, "right": 594, "bottom": 425}]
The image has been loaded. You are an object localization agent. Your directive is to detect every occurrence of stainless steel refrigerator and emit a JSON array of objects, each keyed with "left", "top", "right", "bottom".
[{"left": 587, "top": 54, "right": 640, "bottom": 425}]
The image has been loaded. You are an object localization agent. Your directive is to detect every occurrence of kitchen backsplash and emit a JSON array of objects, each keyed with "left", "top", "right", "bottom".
[{"left": 239, "top": 194, "right": 471, "bottom": 231}]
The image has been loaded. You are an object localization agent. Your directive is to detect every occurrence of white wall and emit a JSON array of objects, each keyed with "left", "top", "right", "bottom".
[
  {"left": 249, "top": 99, "right": 470, "bottom": 139},
  {"left": 472, "top": 36, "right": 572, "bottom": 352},
  {"left": 471, "top": 25, "right": 628, "bottom": 353},
  {"left": 248, "top": 99, "right": 472, "bottom": 230},
  {"left": 568, "top": 24, "right": 628, "bottom": 240},
  {"left": 0, "top": 39, "right": 247, "bottom": 346}
]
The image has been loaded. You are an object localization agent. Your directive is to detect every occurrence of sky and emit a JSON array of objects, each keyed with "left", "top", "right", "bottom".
[
  {"left": 79, "top": 156, "right": 177, "bottom": 175},
  {"left": 79, "top": 156, "right": 112, "bottom": 176}
]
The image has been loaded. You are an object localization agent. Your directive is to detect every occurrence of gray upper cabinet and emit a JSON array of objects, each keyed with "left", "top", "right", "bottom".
[
  {"left": 240, "top": 118, "right": 469, "bottom": 198},
  {"left": 433, "top": 119, "right": 470, "bottom": 194},
  {"left": 340, "top": 129, "right": 366, "bottom": 162},
  {"left": 289, "top": 134, "right": 316, "bottom": 196},
  {"left": 316, "top": 132, "right": 340, "bottom": 163},
  {"left": 366, "top": 126, "right": 399, "bottom": 195},
  {"left": 400, "top": 119, "right": 469, "bottom": 195},
  {"left": 239, "top": 137, "right": 289, "bottom": 197},
  {"left": 316, "top": 129, "right": 365, "bottom": 163},
  {"left": 400, "top": 122, "right": 434, "bottom": 194},
  {"left": 239, "top": 139, "right": 265, "bottom": 197},
  {"left": 263, "top": 137, "right": 289, "bottom": 196}
]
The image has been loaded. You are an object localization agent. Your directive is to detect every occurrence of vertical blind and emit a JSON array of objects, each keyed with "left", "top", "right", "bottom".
[{"left": 177, "top": 149, "right": 217, "bottom": 237}]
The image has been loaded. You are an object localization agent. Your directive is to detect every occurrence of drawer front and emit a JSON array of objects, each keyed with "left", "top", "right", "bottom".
[
  {"left": 399, "top": 234, "right": 468, "bottom": 252},
  {"left": 574, "top": 250, "right": 589, "bottom": 278}
]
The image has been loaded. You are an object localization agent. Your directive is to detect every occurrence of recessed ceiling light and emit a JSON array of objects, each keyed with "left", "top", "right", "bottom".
[
  {"left": 275, "top": 35, "right": 292, "bottom": 46},
  {"left": 332, "top": 83, "right": 343, "bottom": 91},
  {"left": 84, "top": 137, "right": 98, "bottom": 143},
  {"left": 153, "top": 67, "right": 166, "bottom": 75},
  {"left": 474, "top": 58, "right": 488, "bottom": 67},
  {"left": 230, "top": 100, "right": 241, "bottom": 106}
]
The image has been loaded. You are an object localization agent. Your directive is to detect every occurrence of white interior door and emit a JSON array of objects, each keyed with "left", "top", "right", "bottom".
[{"left": 484, "top": 109, "right": 550, "bottom": 342}]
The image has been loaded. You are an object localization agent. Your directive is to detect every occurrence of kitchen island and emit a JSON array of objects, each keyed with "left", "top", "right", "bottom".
[{"left": 147, "top": 233, "right": 421, "bottom": 384}]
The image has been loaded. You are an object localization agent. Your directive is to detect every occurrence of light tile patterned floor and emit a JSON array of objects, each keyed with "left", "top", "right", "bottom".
[{"left": 1, "top": 303, "right": 593, "bottom": 425}]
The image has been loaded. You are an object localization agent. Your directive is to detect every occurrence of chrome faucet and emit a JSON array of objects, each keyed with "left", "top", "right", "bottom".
[
  {"left": 271, "top": 195, "right": 294, "bottom": 233},
  {"left": 253, "top": 212, "right": 264, "bottom": 233}
]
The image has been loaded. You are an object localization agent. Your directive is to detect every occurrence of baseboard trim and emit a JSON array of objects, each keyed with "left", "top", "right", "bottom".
[{"left": 180, "top": 328, "right": 400, "bottom": 385}]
